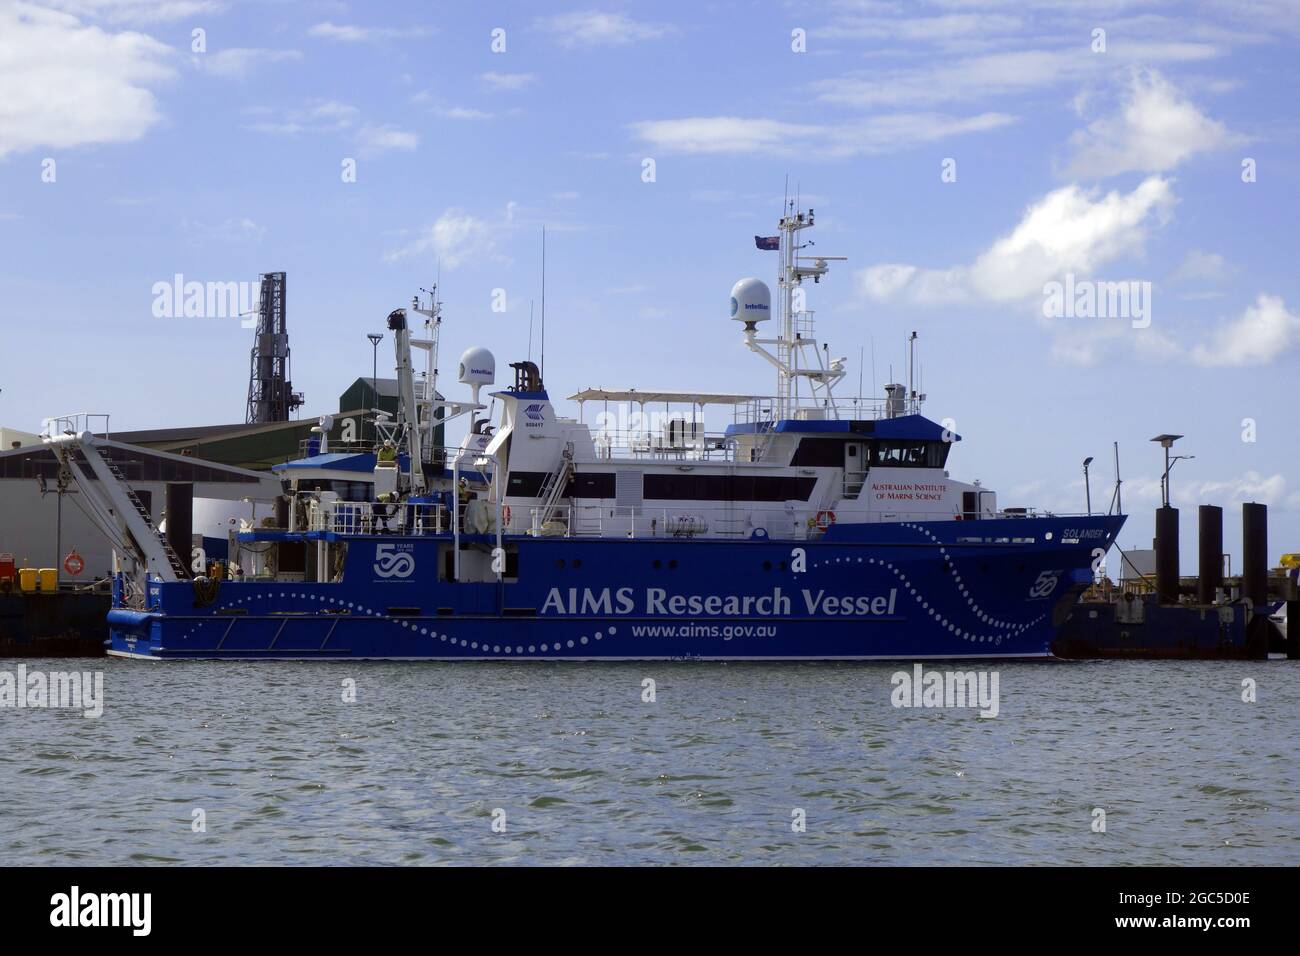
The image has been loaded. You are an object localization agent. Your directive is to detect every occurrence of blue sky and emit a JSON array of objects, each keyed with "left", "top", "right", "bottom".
[{"left": 1, "top": 0, "right": 1298, "bottom": 567}]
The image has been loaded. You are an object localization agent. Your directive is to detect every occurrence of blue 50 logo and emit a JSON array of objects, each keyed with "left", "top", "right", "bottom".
[
  {"left": 1028, "top": 570, "right": 1060, "bottom": 599},
  {"left": 374, "top": 543, "right": 415, "bottom": 579}
]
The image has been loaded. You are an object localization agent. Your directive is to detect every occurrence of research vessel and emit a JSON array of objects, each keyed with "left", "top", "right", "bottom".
[{"left": 50, "top": 202, "right": 1124, "bottom": 660}]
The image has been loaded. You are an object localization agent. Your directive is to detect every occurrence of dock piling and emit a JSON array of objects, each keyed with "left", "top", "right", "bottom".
[
  {"left": 1197, "top": 505, "right": 1223, "bottom": 605},
  {"left": 1155, "top": 506, "right": 1180, "bottom": 605},
  {"left": 1242, "top": 502, "right": 1268, "bottom": 614},
  {"left": 164, "top": 482, "right": 193, "bottom": 579}
]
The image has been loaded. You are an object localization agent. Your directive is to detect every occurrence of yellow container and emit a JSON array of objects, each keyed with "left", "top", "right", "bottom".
[
  {"left": 18, "top": 568, "right": 38, "bottom": 592},
  {"left": 38, "top": 568, "right": 58, "bottom": 591},
  {"left": 1281, "top": 553, "right": 1300, "bottom": 569}
]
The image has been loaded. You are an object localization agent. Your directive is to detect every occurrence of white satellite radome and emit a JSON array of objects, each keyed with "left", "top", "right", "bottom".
[
  {"left": 458, "top": 346, "right": 495, "bottom": 385},
  {"left": 730, "top": 278, "right": 771, "bottom": 327},
  {"left": 458, "top": 346, "right": 495, "bottom": 405}
]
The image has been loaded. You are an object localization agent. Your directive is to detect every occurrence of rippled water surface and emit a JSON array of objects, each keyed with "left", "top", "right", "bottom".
[{"left": 1, "top": 658, "right": 1296, "bottom": 865}]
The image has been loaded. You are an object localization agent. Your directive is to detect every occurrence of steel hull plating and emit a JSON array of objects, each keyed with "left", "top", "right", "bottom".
[{"left": 108, "top": 515, "right": 1124, "bottom": 660}]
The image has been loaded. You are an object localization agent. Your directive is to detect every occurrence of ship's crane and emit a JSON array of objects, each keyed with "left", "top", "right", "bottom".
[
  {"left": 43, "top": 431, "right": 188, "bottom": 595},
  {"left": 385, "top": 308, "right": 422, "bottom": 494}
]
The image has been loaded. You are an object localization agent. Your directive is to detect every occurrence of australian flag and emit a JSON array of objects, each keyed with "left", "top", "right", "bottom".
[{"left": 754, "top": 235, "right": 780, "bottom": 251}]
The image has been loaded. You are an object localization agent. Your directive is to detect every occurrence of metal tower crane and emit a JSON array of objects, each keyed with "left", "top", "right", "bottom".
[{"left": 245, "top": 272, "right": 304, "bottom": 424}]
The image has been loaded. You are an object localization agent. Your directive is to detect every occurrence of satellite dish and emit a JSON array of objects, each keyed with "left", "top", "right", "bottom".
[
  {"left": 730, "top": 278, "right": 771, "bottom": 327},
  {"left": 459, "top": 347, "right": 495, "bottom": 386},
  {"left": 458, "top": 346, "right": 495, "bottom": 405}
]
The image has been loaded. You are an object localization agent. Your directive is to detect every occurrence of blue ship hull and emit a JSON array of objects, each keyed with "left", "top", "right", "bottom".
[{"left": 107, "top": 515, "right": 1124, "bottom": 660}]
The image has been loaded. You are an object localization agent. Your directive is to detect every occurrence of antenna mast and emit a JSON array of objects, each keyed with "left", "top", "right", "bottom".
[
  {"left": 409, "top": 283, "right": 443, "bottom": 486},
  {"left": 775, "top": 203, "right": 844, "bottom": 417},
  {"left": 540, "top": 225, "right": 546, "bottom": 385},
  {"left": 742, "top": 198, "right": 848, "bottom": 419}
]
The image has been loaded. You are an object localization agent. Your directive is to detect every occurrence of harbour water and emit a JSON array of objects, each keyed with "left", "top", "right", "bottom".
[{"left": 1, "top": 658, "right": 1296, "bottom": 866}]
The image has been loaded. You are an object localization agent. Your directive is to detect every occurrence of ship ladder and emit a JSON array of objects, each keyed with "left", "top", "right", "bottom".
[
  {"left": 535, "top": 447, "right": 575, "bottom": 528},
  {"left": 101, "top": 458, "right": 189, "bottom": 578}
]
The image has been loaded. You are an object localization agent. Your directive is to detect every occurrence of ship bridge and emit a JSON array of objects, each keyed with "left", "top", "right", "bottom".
[{"left": 567, "top": 387, "right": 959, "bottom": 466}]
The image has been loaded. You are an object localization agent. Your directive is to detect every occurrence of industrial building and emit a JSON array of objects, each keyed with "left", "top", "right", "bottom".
[{"left": 0, "top": 439, "right": 282, "bottom": 578}]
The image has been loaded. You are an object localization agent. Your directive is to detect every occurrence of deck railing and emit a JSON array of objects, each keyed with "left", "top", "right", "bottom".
[
  {"left": 591, "top": 428, "right": 734, "bottom": 462},
  {"left": 282, "top": 488, "right": 1099, "bottom": 541},
  {"left": 731, "top": 394, "right": 922, "bottom": 426}
]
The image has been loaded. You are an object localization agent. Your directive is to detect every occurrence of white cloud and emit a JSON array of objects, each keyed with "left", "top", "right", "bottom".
[
  {"left": 384, "top": 210, "right": 495, "bottom": 269},
  {"left": 538, "top": 10, "right": 675, "bottom": 48},
  {"left": 357, "top": 123, "right": 418, "bottom": 156},
  {"left": 0, "top": 3, "right": 174, "bottom": 159},
  {"left": 1123, "top": 471, "right": 1290, "bottom": 511},
  {"left": 1172, "top": 249, "right": 1232, "bottom": 283},
  {"left": 1065, "top": 70, "right": 1237, "bottom": 177},
  {"left": 1012, "top": 468, "right": 1290, "bottom": 518},
  {"left": 1050, "top": 292, "right": 1300, "bottom": 368},
  {"left": 307, "top": 101, "right": 359, "bottom": 126},
  {"left": 480, "top": 71, "right": 535, "bottom": 92},
  {"left": 194, "top": 47, "right": 302, "bottom": 79},
  {"left": 1175, "top": 471, "right": 1288, "bottom": 509},
  {"left": 816, "top": 13, "right": 1024, "bottom": 43},
  {"left": 245, "top": 100, "right": 359, "bottom": 135},
  {"left": 630, "top": 112, "right": 1015, "bottom": 157},
  {"left": 434, "top": 105, "right": 492, "bottom": 120},
  {"left": 810, "top": 43, "right": 1220, "bottom": 110},
  {"left": 1190, "top": 294, "right": 1300, "bottom": 367},
  {"left": 859, "top": 176, "right": 1176, "bottom": 305},
  {"left": 632, "top": 117, "right": 818, "bottom": 154},
  {"left": 412, "top": 92, "right": 493, "bottom": 120},
  {"left": 183, "top": 216, "right": 265, "bottom": 243},
  {"left": 245, "top": 101, "right": 414, "bottom": 156},
  {"left": 308, "top": 22, "right": 430, "bottom": 43},
  {"left": 1048, "top": 321, "right": 1181, "bottom": 367},
  {"left": 41, "top": 0, "right": 221, "bottom": 24}
]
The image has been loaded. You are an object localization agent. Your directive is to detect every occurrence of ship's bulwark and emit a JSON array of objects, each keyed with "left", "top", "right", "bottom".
[{"left": 109, "top": 515, "right": 1124, "bottom": 660}]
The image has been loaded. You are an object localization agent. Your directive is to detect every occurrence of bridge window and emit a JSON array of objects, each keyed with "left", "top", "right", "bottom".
[
  {"left": 643, "top": 474, "right": 815, "bottom": 501},
  {"left": 871, "top": 440, "right": 949, "bottom": 468}
]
